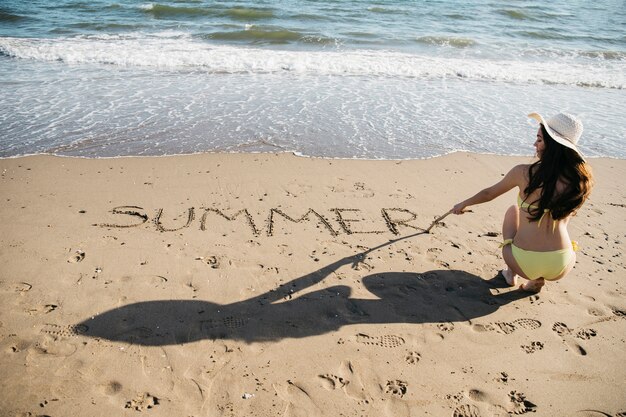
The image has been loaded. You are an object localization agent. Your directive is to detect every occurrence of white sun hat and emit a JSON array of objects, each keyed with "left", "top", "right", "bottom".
[{"left": 528, "top": 112, "right": 585, "bottom": 160}]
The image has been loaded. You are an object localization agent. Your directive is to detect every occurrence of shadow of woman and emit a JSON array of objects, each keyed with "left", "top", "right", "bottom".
[{"left": 76, "top": 253, "right": 529, "bottom": 346}]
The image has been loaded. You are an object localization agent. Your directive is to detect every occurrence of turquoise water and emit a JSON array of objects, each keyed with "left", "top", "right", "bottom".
[{"left": 1, "top": 0, "right": 625, "bottom": 158}]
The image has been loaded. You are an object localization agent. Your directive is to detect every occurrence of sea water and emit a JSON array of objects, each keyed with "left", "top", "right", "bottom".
[{"left": 1, "top": 0, "right": 625, "bottom": 159}]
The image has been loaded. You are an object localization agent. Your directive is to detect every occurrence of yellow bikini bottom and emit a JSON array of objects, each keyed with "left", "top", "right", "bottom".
[{"left": 500, "top": 239, "right": 577, "bottom": 281}]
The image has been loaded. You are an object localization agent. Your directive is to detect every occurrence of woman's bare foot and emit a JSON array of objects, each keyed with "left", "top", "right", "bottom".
[
  {"left": 519, "top": 278, "right": 545, "bottom": 293},
  {"left": 501, "top": 268, "right": 517, "bottom": 286}
]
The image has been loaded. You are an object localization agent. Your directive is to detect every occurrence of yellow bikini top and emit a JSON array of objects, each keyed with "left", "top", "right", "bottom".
[
  {"left": 517, "top": 194, "right": 555, "bottom": 230},
  {"left": 517, "top": 194, "right": 537, "bottom": 210}
]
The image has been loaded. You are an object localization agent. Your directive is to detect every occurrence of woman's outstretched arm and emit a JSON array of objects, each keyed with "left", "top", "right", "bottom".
[{"left": 451, "top": 164, "right": 526, "bottom": 214}]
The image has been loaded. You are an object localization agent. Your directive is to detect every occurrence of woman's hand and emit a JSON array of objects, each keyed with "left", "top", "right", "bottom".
[{"left": 451, "top": 202, "right": 467, "bottom": 215}]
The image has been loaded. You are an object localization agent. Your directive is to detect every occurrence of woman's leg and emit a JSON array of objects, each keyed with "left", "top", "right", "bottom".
[{"left": 501, "top": 205, "right": 526, "bottom": 285}]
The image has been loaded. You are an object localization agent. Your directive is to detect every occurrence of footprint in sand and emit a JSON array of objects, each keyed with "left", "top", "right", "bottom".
[
  {"left": 34, "top": 325, "right": 88, "bottom": 356},
  {"left": 466, "top": 389, "right": 489, "bottom": 403},
  {"left": 5, "top": 338, "right": 31, "bottom": 354},
  {"left": 41, "top": 323, "right": 88, "bottom": 338},
  {"left": 196, "top": 255, "right": 220, "bottom": 268},
  {"left": 551, "top": 322, "right": 596, "bottom": 355},
  {"left": 520, "top": 341, "right": 544, "bottom": 354},
  {"left": 223, "top": 316, "right": 246, "bottom": 329},
  {"left": 125, "top": 392, "right": 160, "bottom": 411},
  {"left": 572, "top": 344, "right": 588, "bottom": 356},
  {"left": 67, "top": 250, "right": 85, "bottom": 263},
  {"left": 30, "top": 335, "right": 78, "bottom": 357},
  {"left": 201, "top": 316, "right": 247, "bottom": 330},
  {"left": 120, "top": 274, "right": 169, "bottom": 289},
  {"left": 495, "top": 322, "right": 516, "bottom": 334},
  {"left": 471, "top": 323, "right": 496, "bottom": 333},
  {"left": 552, "top": 322, "right": 572, "bottom": 336},
  {"left": 385, "top": 380, "right": 407, "bottom": 398},
  {"left": 215, "top": 402, "right": 235, "bottom": 417},
  {"left": 587, "top": 307, "right": 607, "bottom": 317},
  {"left": 612, "top": 309, "right": 626, "bottom": 319},
  {"left": 508, "top": 390, "right": 536, "bottom": 414},
  {"left": 495, "top": 372, "right": 510, "bottom": 384},
  {"left": 356, "top": 333, "right": 405, "bottom": 348},
  {"left": 201, "top": 317, "right": 247, "bottom": 340},
  {"left": 353, "top": 182, "right": 375, "bottom": 197},
  {"left": 321, "top": 361, "right": 371, "bottom": 403},
  {"left": 492, "top": 318, "right": 541, "bottom": 335},
  {"left": 405, "top": 351, "right": 421, "bottom": 365},
  {"left": 452, "top": 404, "right": 480, "bottom": 417},
  {"left": 513, "top": 318, "right": 542, "bottom": 330},
  {"left": 575, "top": 329, "right": 597, "bottom": 340},
  {"left": 27, "top": 304, "right": 58, "bottom": 315},
  {"left": 452, "top": 389, "right": 526, "bottom": 416},
  {"left": 446, "top": 392, "right": 464, "bottom": 403},
  {"left": 317, "top": 374, "right": 347, "bottom": 390},
  {"left": 437, "top": 322, "right": 455, "bottom": 332}
]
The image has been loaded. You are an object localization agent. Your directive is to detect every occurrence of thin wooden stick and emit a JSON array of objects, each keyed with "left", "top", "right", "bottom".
[
  {"left": 425, "top": 209, "right": 472, "bottom": 233},
  {"left": 425, "top": 210, "right": 451, "bottom": 233}
]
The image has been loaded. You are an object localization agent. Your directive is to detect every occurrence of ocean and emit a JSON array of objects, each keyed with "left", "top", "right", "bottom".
[{"left": 1, "top": 0, "right": 625, "bottom": 159}]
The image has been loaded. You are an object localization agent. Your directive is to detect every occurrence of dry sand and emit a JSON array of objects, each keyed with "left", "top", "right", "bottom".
[{"left": 0, "top": 152, "right": 624, "bottom": 417}]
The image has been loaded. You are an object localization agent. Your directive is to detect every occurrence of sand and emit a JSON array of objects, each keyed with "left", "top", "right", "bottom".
[{"left": 0, "top": 152, "right": 624, "bottom": 417}]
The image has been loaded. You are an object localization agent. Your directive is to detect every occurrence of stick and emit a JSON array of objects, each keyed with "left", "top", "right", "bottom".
[
  {"left": 425, "top": 210, "right": 451, "bottom": 233},
  {"left": 425, "top": 209, "right": 471, "bottom": 233}
]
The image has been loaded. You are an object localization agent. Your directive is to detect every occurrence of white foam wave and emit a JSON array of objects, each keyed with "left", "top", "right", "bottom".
[{"left": 0, "top": 35, "right": 623, "bottom": 88}]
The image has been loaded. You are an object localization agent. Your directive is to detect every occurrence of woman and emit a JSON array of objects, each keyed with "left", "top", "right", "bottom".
[{"left": 451, "top": 112, "right": 593, "bottom": 292}]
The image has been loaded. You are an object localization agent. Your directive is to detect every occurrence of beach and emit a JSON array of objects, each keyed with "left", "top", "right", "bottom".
[
  {"left": 1, "top": 152, "right": 625, "bottom": 416},
  {"left": 1, "top": 1, "right": 625, "bottom": 414}
]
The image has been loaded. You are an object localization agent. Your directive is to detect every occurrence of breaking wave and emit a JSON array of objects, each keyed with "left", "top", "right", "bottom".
[{"left": 0, "top": 35, "right": 623, "bottom": 89}]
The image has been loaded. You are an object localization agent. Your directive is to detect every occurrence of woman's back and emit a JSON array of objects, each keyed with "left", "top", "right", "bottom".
[{"left": 514, "top": 170, "right": 573, "bottom": 252}]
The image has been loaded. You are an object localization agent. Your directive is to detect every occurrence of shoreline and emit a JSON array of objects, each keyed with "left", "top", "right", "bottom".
[
  {"left": 2, "top": 149, "right": 625, "bottom": 162},
  {"left": 1, "top": 152, "right": 624, "bottom": 416}
]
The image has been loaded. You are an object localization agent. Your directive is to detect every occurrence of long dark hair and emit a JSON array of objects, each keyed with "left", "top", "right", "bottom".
[{"left": 523, "top": 124, "right": 593, "bottom": 222}]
